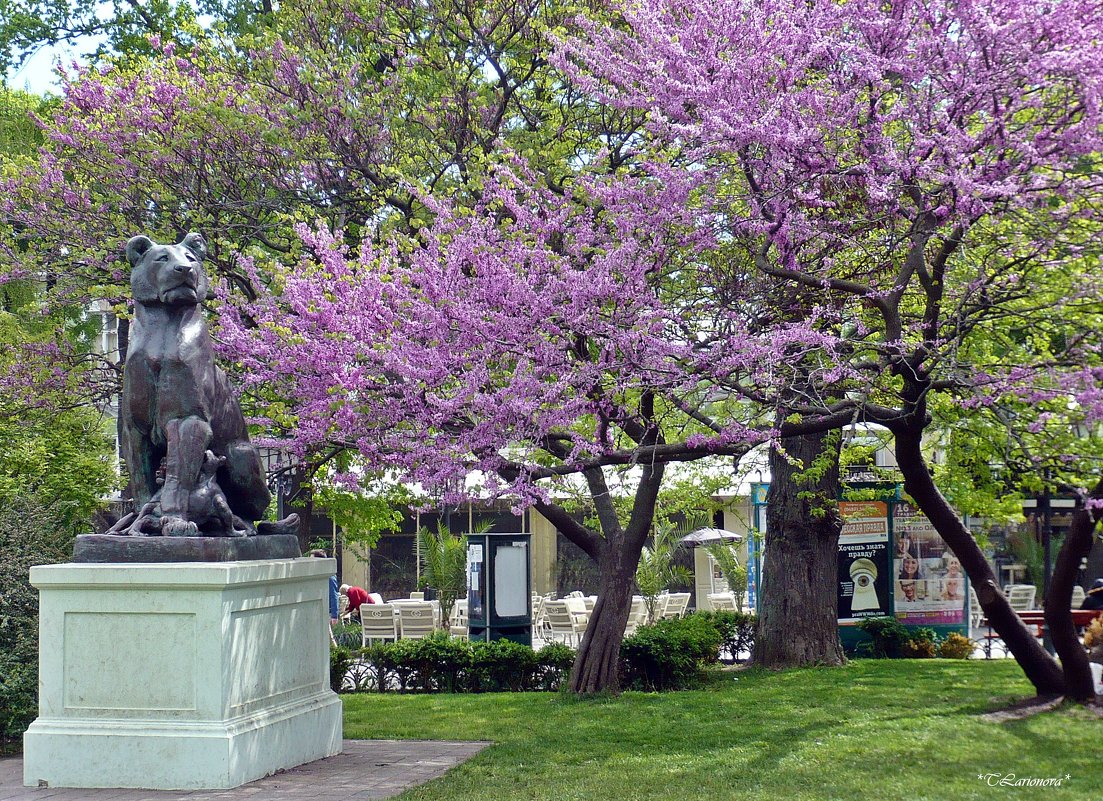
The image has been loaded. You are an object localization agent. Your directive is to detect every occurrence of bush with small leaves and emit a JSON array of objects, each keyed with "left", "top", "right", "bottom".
[
  {"left": 938, "top": 632, "right": 974, "bottom": 660},
  {"left": 336, "top": 637, "right": 574, "bottom": 694},
  {"left": 330, "top": 647, "right": 353, "bottom": 693},
  {"left": 856, "top": 617, "right": 913, "bottom": 659},
  {"left": 697, "top": 610, "right": 757, "bottom": 661},
  {"left": 0, "top": 495, "right": 70, "bottom": 748},
  {"left": 471, "top": 638, "right": 539, "bottom": 692},
  {"left": 620, "top": 613, "right": 723, "bottom": 691}
]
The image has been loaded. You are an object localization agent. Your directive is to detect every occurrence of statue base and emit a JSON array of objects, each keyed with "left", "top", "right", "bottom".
[
  {"left": 22, "top": 559, "right": 342, "bottom": 789},
  {"left": 72, "top": 533, "right": 301, "bottom": 563}
]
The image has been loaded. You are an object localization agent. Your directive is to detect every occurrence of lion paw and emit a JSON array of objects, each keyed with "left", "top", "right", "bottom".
[{"left": 162, "top": 516, "right": 199, "bottom": 537}]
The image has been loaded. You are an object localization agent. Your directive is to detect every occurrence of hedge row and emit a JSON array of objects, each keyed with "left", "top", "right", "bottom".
[
  {"left": 332, "top": 610, "right": 759, "bottom": 694},
  {"left": 331, "top": 637, "right": 575, "bottom": 693}
]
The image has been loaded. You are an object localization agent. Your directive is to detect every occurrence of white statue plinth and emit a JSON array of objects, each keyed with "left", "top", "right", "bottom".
[{"left": 23, "top": 557, "right": 343, "bottom": 790}]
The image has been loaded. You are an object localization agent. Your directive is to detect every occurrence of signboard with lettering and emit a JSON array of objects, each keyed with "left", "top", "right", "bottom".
[{"left": 838, "top": 501, "right": 891, "bottom": 622}]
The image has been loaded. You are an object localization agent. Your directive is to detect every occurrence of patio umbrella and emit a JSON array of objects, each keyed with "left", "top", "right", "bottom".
[{"left": 679, "top": 528, "right": 744, "bottom": 547}]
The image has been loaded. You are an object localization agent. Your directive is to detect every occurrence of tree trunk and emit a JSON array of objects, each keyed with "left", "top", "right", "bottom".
[
  {"left": 1046, "top": 479, "right": 1103, "bottom": 701},
  {"left": 563, "top": 454, "right": 665, "bottom": 695},
  {"left": 894, "top": 423, "right": 1066, "bottom": 695},
  {"left": 567, "top": 547, "right": 637, "bottom": 694},
  {"left": 755, "top": 430, "right": 846, "bottom": 668},
  {"left": 1086, "top": 536, "right": 1103, "bottom": 588}
]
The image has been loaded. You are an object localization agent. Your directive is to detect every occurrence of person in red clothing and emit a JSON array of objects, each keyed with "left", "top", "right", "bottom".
[{"left": 340, "top": 584, "right": 371, "bottom": 619}]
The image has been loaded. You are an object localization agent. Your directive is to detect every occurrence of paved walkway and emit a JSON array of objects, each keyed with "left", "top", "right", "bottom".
[{"left": 0, "top": 740, "right": 489, "bottom": 801}]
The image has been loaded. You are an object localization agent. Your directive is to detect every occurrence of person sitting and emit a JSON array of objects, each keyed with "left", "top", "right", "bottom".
[
  {"left": 1080, "top": 578, "right": 1103, "bottom": 611},
  {"left": 340, "top": 584, "right": 371, "bottom": 619}
]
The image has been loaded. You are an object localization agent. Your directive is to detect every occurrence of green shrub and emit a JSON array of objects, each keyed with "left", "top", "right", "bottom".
[
  {"left": 901, "top": 627, "right": 939, "bottom": 659},
  {"left": 470, "top": 638, "right": 539, "bottom": 692},
  {"left": 330, "top": 646, "right": 353, "bottom": 693},
  {"left": 406, "top": 633, "right": 473, "bottom": 692},
  {"left": 856, "top": 617, "right": 912, "bottom": 658},
  {"left": 857, "top": 619, "right": 968, "bottom": 659},
  {"left": 534, "top": 643, "right": 576, "bottom": 691},
  {"left": 901, "top": 636, "right": 937, "bottom": 659},
  {"left": 938, "top": 632, "right": 974, "bottom": 659},
  {"left": 340, "top": 636, "right": 573, "bottom": 694},
  {"left": 620, "top": 613, "right": 723, "bottom": 691},
  {"left": 0, "top": 496, "right": 69, "bottom": 749},
  {"left": 386, "top": 639, "right": 421, "bottom": 691},
  {"left": 697, "top": 610, "right": 757, "bottom": 661}
]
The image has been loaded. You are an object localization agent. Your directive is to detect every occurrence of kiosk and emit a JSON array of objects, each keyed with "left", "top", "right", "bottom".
[{"left": 467, "top": 532, "right": 532, "bottom": 645}]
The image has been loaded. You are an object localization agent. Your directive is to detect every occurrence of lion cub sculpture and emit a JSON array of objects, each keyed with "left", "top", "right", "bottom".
[{"left": 108, "top": 232, "right": 298, "bottom": 538}]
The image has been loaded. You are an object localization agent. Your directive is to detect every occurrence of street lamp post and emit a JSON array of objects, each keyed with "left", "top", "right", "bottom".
[{"left": 1039, "top": 468, "right": 1054, "bottom": 655}]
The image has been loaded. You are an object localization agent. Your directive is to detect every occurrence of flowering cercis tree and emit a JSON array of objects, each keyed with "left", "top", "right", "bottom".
[
  {"left": 218, "top": 162, "right": 852, "bottom": 692},
  {"left": 556, "top": 0, "right": 1103, "bottom": 696}
]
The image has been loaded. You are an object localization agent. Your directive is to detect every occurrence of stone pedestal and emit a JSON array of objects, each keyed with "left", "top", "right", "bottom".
[{"left": 23, "top": 558, "right": 343, "bottom": 790}]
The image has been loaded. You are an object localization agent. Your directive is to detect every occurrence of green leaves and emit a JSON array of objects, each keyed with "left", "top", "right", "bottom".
[
  {"left": 417, "top": 523, "right": 473, "bottom": 624},
  {"left": 635, "top": 520, "right": 692, "bottom": 622}
]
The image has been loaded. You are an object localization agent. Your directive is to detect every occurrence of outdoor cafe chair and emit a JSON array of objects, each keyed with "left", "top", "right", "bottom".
[
  {"left": 1006, "top": 584, "right": 1037, "bottom": 612},
  {"left": 968, "top": 585, "right": 984, "bottom": 636},
  {"left": 532, "top": 595, "right": 548, "bottom": 636},
  {"left": 564, "top": 596, "right": 589, "bottom": 625},
  {"left": 449, "top": 598, "right": 469, "bottom": 640},
  {"left": 1072, "top": 585, "right": 1087, "bottom": 608},
  {"left": 708, "top": 592, "right": 737, "bottom": 612},
  {"left": 397, "top": 601, "right": 437, "bottom": 640},
  {"left": 661, "top": 592, "right": 691, "bottom": 619},
  {"left": 545, "top": 599, "right": 587, "bottom": 646},
  {"left": 623, "top": 596, "right": 648, "bottom": 637},
  {"left": 360, "top": 603, "right": 398, "bottom": 646},
  {"left": 651, "top": 593, "right": 670, "bottom": 621}
]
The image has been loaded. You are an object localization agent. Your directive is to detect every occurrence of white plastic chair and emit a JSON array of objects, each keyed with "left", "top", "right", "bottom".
[
  {"left": 545, "top": 599, "right": 587, "bottom": 646},
  {"left": 650, "top": 593, "right": 670, "bottom": 622},
  {"left": 1006, "top": 584, "right": 1037, "bottom": 612},
  {"left": 531, "top": 595, "right": 548, "bottom": 638},
  {"left": 564, "top": 596, "right": 589, "bottom": 625},
  {"left": 623, "top": 596, "right": 648, "bottom": 637},
  {"left": 397, "top": 602, "right": 437, "bottom": 640},
  {"left": 708, "top": 592, "right": 737, "bottom": 612},
  {"left": 338, "top": 594, "right": 350, "bottom": 623},
  {"left": 409, "top": 591, "right": 425, "bottom": 601},
  {"left": 1072, "top": 585, "right": 1087, "bottom": 608},
  {"left": 360, "top": 603, "right": 398, "bottom": 646},
  {"left": 968, "top": 585, "right": 984, "bottom": 636},
  {"left": 449, "top": 598, "right": 469, "bottom": 640},
  {"left": 661, "top": 593, "right": 691, "bottom": 619}
]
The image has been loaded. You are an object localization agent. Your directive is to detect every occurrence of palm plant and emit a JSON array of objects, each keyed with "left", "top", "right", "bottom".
[
  {"left": 704, "top": 542, "right": 748, "bottom": 612},
  {"left": 417, "top": 524, "right": 469, "bottom": 627},
  {"left": 635, "top": 521, "right": 692, "bottom": 623}
]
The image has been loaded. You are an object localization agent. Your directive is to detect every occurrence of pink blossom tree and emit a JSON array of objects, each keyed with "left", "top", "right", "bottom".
[
  {"left": 557, "top": 0, "right": 1103, "bottom": 696},
  {"left": 216, "top": 158, "right": 865, "bottom": 691},
  {"left": 1, "top": 1, "right": 810, "bottom": 693},
  {"left": 8, "top": 0, "right": 1103, "bottom": 697}
]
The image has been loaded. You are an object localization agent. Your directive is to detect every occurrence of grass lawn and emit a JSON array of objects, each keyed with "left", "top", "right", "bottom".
[{"left": 342, "top": 659, "right": 1103, "bottom": 801}]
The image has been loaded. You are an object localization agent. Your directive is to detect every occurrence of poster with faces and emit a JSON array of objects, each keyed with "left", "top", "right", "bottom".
[{"left": 893, "top": 502, "right": 965, "bottom": 625}]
